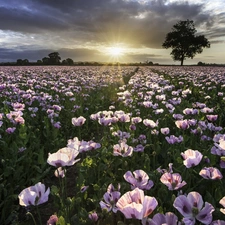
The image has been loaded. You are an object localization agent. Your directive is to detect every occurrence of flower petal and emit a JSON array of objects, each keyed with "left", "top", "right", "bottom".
[
  {"left": 173, "top": 195, "right": 192, "bottom": 217},
  {"left": 196, "top": 202, "right": 214, "bottom": 224}
]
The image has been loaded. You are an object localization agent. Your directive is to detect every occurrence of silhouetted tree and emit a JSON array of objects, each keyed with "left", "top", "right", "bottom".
[
  {"left": 16, "top": 59, "right": 29, "bottom": 65},
  {"left": 162, "top": 20, "right": 210, "bottom": 66},
  {"left": 48, "top": 52, "right": 61, "bottom": 65},
  {"left": 61, "top": 58, "right": 74, "bottom": 65},
  {"left": 66, "top": 58, "right": 74, "bottom": 65},
  {"left": 197, "top": 61, "right": 205, "bottom": 66},
  {"left": 61, "top": 59, "right": 67, "bottom": 65},
  {"left": 145, "top": 60, "right": 153, "bottom": 65},
  {"left": 23, "top": 59, "right": 29, "bottom": 65},
  {"left": 37, "top": 60, "right": 42, "bottom": 65},
  {"left": 42, "top": 57, "right": 50, "bottom": 65},
  {"left": 16, "top": 59, "right": 23, "bottom": 65}
]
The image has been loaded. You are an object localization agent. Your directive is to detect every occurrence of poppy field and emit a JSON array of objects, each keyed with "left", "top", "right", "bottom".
[{"left": 1, "top": 65, "right": 225, "bottom": 225}]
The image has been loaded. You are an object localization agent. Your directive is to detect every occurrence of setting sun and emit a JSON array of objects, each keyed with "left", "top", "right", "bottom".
[{"left": 107, "top": 46, "right": 124, "bottom": 56}]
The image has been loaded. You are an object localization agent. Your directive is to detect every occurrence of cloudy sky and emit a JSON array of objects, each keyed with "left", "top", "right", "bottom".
[{"left": 0, "top": 0, "right": 225, "bottom": 64}]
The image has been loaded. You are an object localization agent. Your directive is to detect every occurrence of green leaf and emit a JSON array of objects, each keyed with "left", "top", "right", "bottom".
[
  {"left": 19, "top": 124, "right": 27, "bottom": 140},
  {"left": 37, "top": 148, "right": 45, "bottom": 164},
  {"left": 221, "top": 156, "right": 225, "bottom": 162},
  {"left": 56, "top": 216, "right": 66, "bottom": 225},
  {"left": 51, "top": 185, "right": 59, "bottom": 195},
  {"left": 93, "top": 184, "right": 100, "bottom": 191},
  {"left": 117, "top": 221, "right": 126, "bottom": 225}
]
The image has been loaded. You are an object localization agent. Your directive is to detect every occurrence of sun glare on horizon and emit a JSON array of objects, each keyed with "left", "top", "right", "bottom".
[{"left": 107, "top": 46, "right": 124, "bottom": 56}]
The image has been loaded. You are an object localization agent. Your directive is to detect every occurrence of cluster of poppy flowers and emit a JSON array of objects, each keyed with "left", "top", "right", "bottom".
[{"left": 1, "top": 65, "right": 225, "bottom": 224}]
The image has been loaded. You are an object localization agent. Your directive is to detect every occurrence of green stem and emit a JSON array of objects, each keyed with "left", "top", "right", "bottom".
[
  {"left": 112, "top": 211, "right": 117, "bottom": 225},
  {"left": 36, "top": 206, "right": 42, "bottom": 225},
  {"left": 191, "top": 178, "right": 204, "bottom": 190},
  {"left": 62, "top": 168, "right": 71, "bottom": 223},
  {"left": 78, "top": 126, "right": 81, "bottom": 140},
  {"left": 26, "top": 212, "right": 37, "bottom": 225}
]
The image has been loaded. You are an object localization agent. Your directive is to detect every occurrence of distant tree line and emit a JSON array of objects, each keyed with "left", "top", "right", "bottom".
[
  {"left": 15, "top": 52, "right": 157, "bottom": 66},
  {"left": 16, "top": 52, "right": 74, "bottom": 66},
  {"left": 197, "top": 62, "right": 225, "bottom": 67},
  {"left": 0, "top": 51, "right": 161, "bottom": 66}
]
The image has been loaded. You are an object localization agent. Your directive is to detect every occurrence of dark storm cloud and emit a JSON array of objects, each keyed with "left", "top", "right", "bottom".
[
  {"left": 0, "top": 0, "right": 223, "bottom": 62},
  {"left": 0, "top": 6, "right": 69, "bottom": 33},
  {"left": 202, "top": 12, "right": 225, "bottom": 40},
  {"left": 0, "top": 1, "right": 214, "bottom": 42},
  {"left": 0, "top": 48, "right": 52, "bottom": 62}
]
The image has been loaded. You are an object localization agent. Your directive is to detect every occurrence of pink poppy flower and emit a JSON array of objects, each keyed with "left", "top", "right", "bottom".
[
  {"left": 12, "top": 102, "right": 25, "bottom": 111},
  {"left": 18, "top": 182, "right": 50, "bottom": 206},
  {"left": 52, "top": 105, "right": 62, "bottom": 111},
  {"left": 183, "top": 108, "right": 198, "bottom": 115},
  {"left": 112, "top": 130, "right": 131, "bottom": 139},
  {"left": 157, "top": 163, "right": 173, "bottom": 174},
  {"left": 80, "top": 185, "right": 89, "bottom": 193},
  {"left": 201, "top": 107, "right": 214, "bottom": 113},
  {"left": 160, "top": 172, "right": 186, "bottom": 190},
  {"left": 129, "top": 124, "right": 136, "bottom": 130},
  {"left": 181, "top": 149, "right": 203, "bottom": 168},
  {"left": 206, "top": 115, "right": 218, "bottom": 122},
  {"left": 219, "top": 196, "right": 225, "bottom": 214},
  {"left": 211, "top": 220, "right": 225, "bottom": 225},
  {"left": 98, "top": 117, "right": 112, "bottom": 126},
  {"left": 107, "top": 183, "right": 120, "bottom": 192},
  {"left": 199, "top": 167, "right": 223, "bottom": 180},
  {"left": 165, "top": 135, "right": 183, "bottom": 144},
  {"left": 116, "top": 188, "right": 158, "bottom": 220},
  {"left": 54, "top": 167, "right": 66, "bottom": 178},
  {"left": 173, "top": 114, "right": 184, "bottom": 120},
  {"left": 100, "top": 191, "right": 121, "bottom": 213},
  {"left": 47, "top": 147, "right": 80, "bottom": 167},
  {"left": 53, "top": 121, "right": 61, "bottom": 129},
  {"left": 160, "top": 127, "right": 170, "bottom": 135},
  {"left": 47, "top": 215, "right": 58, "bottom": 225},
  {"left": 67, "top": 137, "right": 101, "bottom": 152},
  {"left": 6, "top": 127, "right": 16, "bottom": 134},
  {"left": 116, "top": 113, "right": 130, "bottom": 122},
  {"left": 113, "top": 141, "right": 133, "bottom": 157},
  {"left": 131, "top": 117, "right": 142, "bottom": 124},
  {"left": 143, "top": 119, "right": 158, "bottom": 128},
  {"left": 6, "top": 111, "right": 23, "bottom": 121},
  {"left": 143, "top": 101, "right": 153, "bottom": 108},
  {"left": 173, "top": 191, "right": 214, "bottom": 225},
  {"left": 175, "top": 119, "right": 189, "bottom": 130},
  {"left": 188, "top": 119, "right": 197, "bottom": 126},
  {"left": 124, "top": 170, "right": 154, "bottom": 190},
  {"left": 88, "top": 212, "right": 98, "bottom": 222},
  {"left": 212, "top": 138, "right": 225, "bottom": 156},
  {"left": 133, "top": 144, "right": 145, "bottom": 152},
  {"left": 100, "top": 184, "right": 121, "bottom": 213},
  {"left": 142, "top": 212, "right": 179, "bottom": 225},
  {"left": 71, "top": 116, "right": 86, "bottom": 126},
  {"left": 14, "top": 116, "right": 25, "bottom": 125},
  {"left": 67, "top": 137, "right": 80, "bottom": 150}
]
